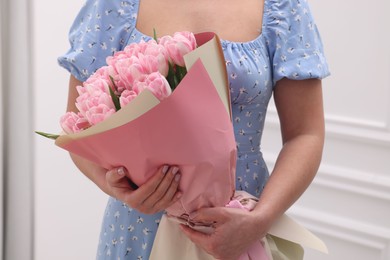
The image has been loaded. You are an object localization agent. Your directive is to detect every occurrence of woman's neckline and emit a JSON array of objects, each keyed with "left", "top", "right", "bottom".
[{"left": 132, "top": 0, "right": 268, "bottom": 47}]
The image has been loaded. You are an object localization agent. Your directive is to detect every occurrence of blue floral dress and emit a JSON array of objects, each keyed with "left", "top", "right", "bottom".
[{"left": 58, "top": 0, "right": 330, "bottom": 259}]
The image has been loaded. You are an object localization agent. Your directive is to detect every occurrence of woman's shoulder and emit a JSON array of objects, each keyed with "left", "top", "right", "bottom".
[
  {"left": 265, "top": 0, "right": 311, "bottom": 12},
  {"left": 57, "top": 0, "right": 141, "bottom": 81},
  {"left": 263, "top": 0, "right": 330, "bottom": 84},
  {"left": 72, "top": 0, "right": 139, "bottom": 28},
  {"left": 82, "top": 0, "right": 139, "bottom": 9},
  {"left": 78, "top": 0, "right": 139, "bottom": 21},
  {"left": 68, "top": 0, "right": 142, "bottom": 44},
  {"left": 263, "top": 0, "right": 314, "bottom": 26},
  {"left": 263, "top": 0, "right": 319, "bottom": 36}
]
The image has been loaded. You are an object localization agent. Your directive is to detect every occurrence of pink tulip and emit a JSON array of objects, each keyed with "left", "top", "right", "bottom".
[
  {"left": 133, "top": 72, "right": 171, "bottom": 101},
  {"left": 111, "top": 53, "right": 168, "bottom": 91},
  {"left": 143, "top": 41, "right": 169, "bottom": 76},
  {"left": 113, "top": 56, "right": 146, "bottom": 90},
  {"left": 158, "top": 31, "right": 196, "bottom": 67},
  {"left": 83, "top": 68, "right": 112, "bottom": 93},
  {"left": 123, "top": 40, "right": 149, "bottom": 57},
  {"left": 117, "top": 40, "right": 169, "bottom": 77},
  {"left": 136, "top": 53, "right": 160, "bottom": 75},
  {"left": 60, "top": 112, "right": 91, "bottom": 134},
  {"left": 106, "top": 49, "right": 131, "bottom": 66},
  {"left": 86, "top": 66, "right": 112, "bottom": 84},
  {"left": 172, "top": 31, "right": 197, "bottom": 50},
  {"left": 120, "top": 89, "right": 138, "bottom": 108},
  {"left": 75, "top": 84, "right": 116, "bottom": 126},
  {"left": 85, "top": 103, "right": 116, "bottom": 125}
]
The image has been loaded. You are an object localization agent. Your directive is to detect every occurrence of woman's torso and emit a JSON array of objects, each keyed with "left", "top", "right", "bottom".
[
  {"left": 67, "top": 1, "right": 279, "bottom": 259},
  {"left": 97, "top": 2, "right": 272, "bottom": 257}
]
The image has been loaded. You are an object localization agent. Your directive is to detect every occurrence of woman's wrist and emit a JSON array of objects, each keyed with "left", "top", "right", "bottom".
[{"left": 247, "top": 206, "right": 275, "bottom": 240}]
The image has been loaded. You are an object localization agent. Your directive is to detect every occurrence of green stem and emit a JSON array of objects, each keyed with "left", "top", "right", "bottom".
[
  {"left": 109, "top": 76, "right": 121, "bottom": 111},
  {"left": 153, "top": 28, "right": 158, "bottom": 41},
  {"left": 173, "top": 72, "right": 179, "bottom": 89},
  {"left": 167, "top": 63, "right": 176, "bottom": 90},
  {"left": 177, "top": 66, "right": 187, "bottom": 82}
]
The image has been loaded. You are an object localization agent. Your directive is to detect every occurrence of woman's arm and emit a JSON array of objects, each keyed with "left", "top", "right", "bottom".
[
  {"left": 252, "top": 77, "right": 325, "bottom": 225},
  {"left": 66, "top": 75, "right": 182, "bottom": 214},
  {"left": 181, "top": 78, "right": 325, "bottom": 259}
]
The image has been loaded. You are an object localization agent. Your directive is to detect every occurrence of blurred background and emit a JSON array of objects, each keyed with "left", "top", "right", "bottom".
[{"left": 1, "top": 0, "right": 390, "bottom": 259}]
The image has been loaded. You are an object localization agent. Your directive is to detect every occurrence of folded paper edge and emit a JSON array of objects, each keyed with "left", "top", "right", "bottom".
[
  {"left": 55, "top": 89, "right": 160, "bottom": 147},
  {"left": 184, "top": 33, "right": 232, "bottom": 120},
  {"left": 268, "top": 214, "right": 328, "bottom": 254},
  {"left": 232, "top": 191, "right": 328, "bottom": 253}
]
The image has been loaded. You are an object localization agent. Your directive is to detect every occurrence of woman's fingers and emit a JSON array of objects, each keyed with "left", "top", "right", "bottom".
[
  {"left": 106, "top": 167, "right": 127, "bottom": 188},
  {"left": 135, "top": 165, "right": 171, "bottom": 199},
  {"left": 145, "top": 167, "right": 182, "bottom": 211},
  {"left": 106, "top": 167, "right": 134, "bottom": 200},
  {"left": 121, "top": 165, "right": 181, "bottom": 214}
]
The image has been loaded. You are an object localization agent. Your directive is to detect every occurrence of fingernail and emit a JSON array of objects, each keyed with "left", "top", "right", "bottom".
[
  {"left": 162, "top": 165, "right": 169, "bottom": 174},
  {"left": 172, "top": 166, "right": 179, "bottom": 175},
  {"left": 175, "top": 174, "right": 181, "bottom": 182},
  {"left": 117, "top": 167, "right": 125, "bottom": 176}
]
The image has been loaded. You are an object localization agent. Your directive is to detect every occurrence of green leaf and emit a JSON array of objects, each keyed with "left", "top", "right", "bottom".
[
  {"left": 35, "top": 131, "right": 60, "bottom": 140},
  {"left": 153, "top": 28, "right": 158, "bottom": 41},
  {"left": 177, "top": 66, "right": 187, "bottom": 82},
  {"left": 166, "top": 63, "right": 176, "bottom": 90},
  {"left": 173, "top": 71, "right": 179, "bottom": 88},
  {"left": 109, "top": 76, "right": 121, "bottom": 111}
]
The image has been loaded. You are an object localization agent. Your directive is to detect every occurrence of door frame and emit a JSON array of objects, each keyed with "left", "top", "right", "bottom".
[{"left": 1, "top": 0, "right": 34, "bottom": 259}]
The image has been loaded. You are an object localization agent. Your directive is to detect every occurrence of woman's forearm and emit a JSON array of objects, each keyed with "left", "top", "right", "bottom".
[
  {"left": 69, "top": 152, "right": 111, "bottom": 195},
  {"left": 250, "top": 78, "right": 325, "bottom": 229},
  {"left": 252, "top": 132, "right": 324, "bottom": 229}
]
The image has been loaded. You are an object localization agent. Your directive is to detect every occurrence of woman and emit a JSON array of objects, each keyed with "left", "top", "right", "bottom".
[{"left": 58, "top": 0, "right": 330, "bottom": 259}]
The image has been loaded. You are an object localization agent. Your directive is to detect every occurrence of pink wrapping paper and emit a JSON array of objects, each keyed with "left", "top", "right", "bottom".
[{"left": 55, "top": 33, "right": 237, "bottom": 217}]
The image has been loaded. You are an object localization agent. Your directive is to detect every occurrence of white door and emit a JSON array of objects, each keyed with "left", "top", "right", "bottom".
[
  {"left": 33, "top": 1, "right": 108, "bottom": 258},
  {"left": 1, "top": 0, "right": 34, "bottom": 259},
  {"left": 0, "top": 0, "right": 4, "bottom": 255}
]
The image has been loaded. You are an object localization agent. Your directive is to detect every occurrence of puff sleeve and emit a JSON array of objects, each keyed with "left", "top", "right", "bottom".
[
  {"left": 58, "top": 0, "right": 136, "bottom": 81},
  {"left": 264, "top": 0, "right": 330, "bottom": 86}
]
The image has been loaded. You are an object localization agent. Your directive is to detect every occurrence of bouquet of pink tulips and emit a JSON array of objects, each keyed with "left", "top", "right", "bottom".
[
  {"left": 58, "top": 31, "right": 197, "bottom": 134},
  {"left": 37, "top": 31, "right": 237, "bottom": 218}
]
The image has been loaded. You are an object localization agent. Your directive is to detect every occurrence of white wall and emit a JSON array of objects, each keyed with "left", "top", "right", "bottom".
[
  {"left": 33, "top": 0, "right": 108, "bottom": 259},
  {"left": 32, "top": 1, "right": 390, "bottom": 260},
  {"left": 262, "top": 1, "right": 390, "bottom": 259}
]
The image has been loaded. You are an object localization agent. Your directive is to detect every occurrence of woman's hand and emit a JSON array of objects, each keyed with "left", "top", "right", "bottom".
[
  {"left": 70, "top": 152, "right": 181, "bottom": 215},
  {"left": 180, "top": 207, "right": 269, "bottom": 260},
  {"left": 106, "top": 165, "right": 182, "bottom": 214}
]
